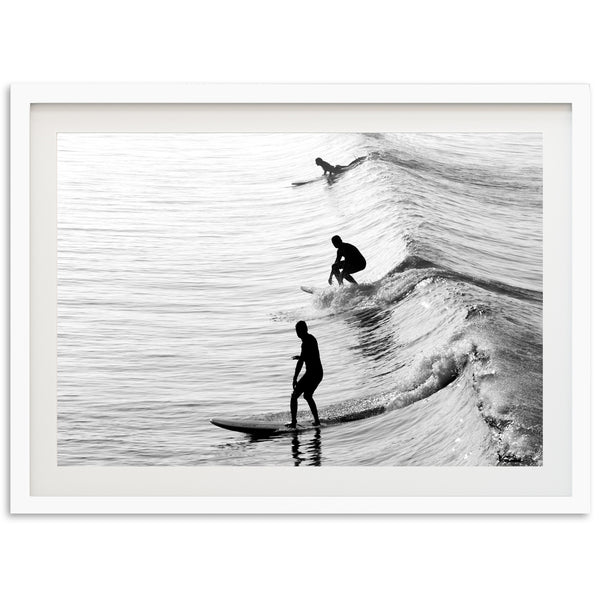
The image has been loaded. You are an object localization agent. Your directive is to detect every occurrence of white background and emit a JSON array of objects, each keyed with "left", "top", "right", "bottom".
[{"left": 1, "top": 2, "right": 596, "bottom": 599}]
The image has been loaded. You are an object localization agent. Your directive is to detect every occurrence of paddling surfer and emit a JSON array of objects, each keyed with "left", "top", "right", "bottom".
[
  {"left": 315, "top": 157, "right": 343, "bottom": 176},
  {"left": 328, "top": 235, "right": 366, "bottom": 285},
  {"left": 315, "top": 156, "right": 366, "bottom": 176},
  {"left": 287, "top": 321, "right": 322, "bottom": 428}
]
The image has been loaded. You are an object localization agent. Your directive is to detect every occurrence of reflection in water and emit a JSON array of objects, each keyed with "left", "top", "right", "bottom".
[{"left": 291, "top": 428, "right": 322, "bottom": 466}]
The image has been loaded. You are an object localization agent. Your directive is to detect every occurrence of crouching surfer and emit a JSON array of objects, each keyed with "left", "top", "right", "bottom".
[{"left": 328, "top": 235, "right": 366, "bottom": 285}]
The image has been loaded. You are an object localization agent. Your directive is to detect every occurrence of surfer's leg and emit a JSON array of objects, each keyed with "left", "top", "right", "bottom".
[
  {"left": 288, "top": 392, "right": 298, "bottom": 427},
  {"left": 304, "top": 376, "right": 321, "bottom": 425},
  {"left": 288, "top": 385, "right": 302, "bottom": 427},
  {"left": 342, "top": 267, "right": 357, "bottom": 284},
  {"left": 304, "top": 393, "right": 320, "bottom": 426},
  {"left": 342, "top": 262, "right": 364, "bottom": 284}
]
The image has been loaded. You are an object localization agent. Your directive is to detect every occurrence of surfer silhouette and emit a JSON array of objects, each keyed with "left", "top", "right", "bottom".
[
  {"left": 287, "top": 321, "right": 322, "bottom": 428},
  {"left": 315, "top": 156, "right": 366, "bottom": 176},
  {"left": 315, "top": 157, "right": 343, "bottom": 175},
  {"left": 328, "top": 235, "right": 366, "bottom": 285}
]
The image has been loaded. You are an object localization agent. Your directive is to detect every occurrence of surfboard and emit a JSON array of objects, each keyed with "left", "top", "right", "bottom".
[
  {"left": 210, "top": 418, "right": 320, "bottom": 435},
  {"left": 300, "top": 285, "right": 318, "bottom": 294},
  {"left": 343, "top": 155, "right": 367, "bottom": 170},
  {"left": 291, "top": 177, "right": 323, "bottom": 187}
]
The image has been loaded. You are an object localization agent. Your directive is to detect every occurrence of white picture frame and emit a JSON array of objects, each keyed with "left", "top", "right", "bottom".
[{"left": 10, "top": 83, "right": 591, "bottom": 514}]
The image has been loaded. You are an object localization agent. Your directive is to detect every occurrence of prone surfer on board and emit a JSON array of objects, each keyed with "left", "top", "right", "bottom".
[
  {"left": 328, "top": 235, "right": 367, "bottom": 285},
  {"left": 287, "top": 321, "right": 322, "bottom": 428},
  {"left": 315, "top": 156, "right": 366, "bottom": 176}
]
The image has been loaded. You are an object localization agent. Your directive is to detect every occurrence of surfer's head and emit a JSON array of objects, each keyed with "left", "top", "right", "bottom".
[
  {"left": 295, "top": 320, "right": 308, "bottom": 339},
  {"left": 331, "top": 235, "right": 342, "bottom": 248},
  {"left": 315, "top": 157, "right": 323, "bottom": 166}
]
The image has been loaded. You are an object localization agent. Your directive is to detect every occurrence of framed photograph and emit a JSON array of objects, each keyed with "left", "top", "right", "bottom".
[{"left": 10, "top": 84, "right": 590, "bottom": 513}]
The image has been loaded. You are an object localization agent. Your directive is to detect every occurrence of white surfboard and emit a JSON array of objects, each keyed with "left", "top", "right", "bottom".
[{"left": 300, "top": 285, "right": 322, "bottom": 295}]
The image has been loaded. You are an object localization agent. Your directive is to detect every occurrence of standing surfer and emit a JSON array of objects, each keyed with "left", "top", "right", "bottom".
[
  {"left": 288, "top": 321, "right": 322, "bottom": 428},
  {"left": 328, "top": 235, "right": 366, "bottom": 285}
]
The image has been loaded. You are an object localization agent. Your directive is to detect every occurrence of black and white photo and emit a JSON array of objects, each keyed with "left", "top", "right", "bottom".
[{"left": 57, "top": 132, "right": 543, "bottom": 467}]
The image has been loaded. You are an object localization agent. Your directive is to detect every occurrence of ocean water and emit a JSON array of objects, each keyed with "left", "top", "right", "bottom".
[{"left": 57, "top": 132, "right": 543, "bottom": 466}]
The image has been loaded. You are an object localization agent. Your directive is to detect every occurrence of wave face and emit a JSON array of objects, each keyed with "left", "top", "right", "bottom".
[{"left": 57, "top": 132, "right": 543, "bottom": 466}]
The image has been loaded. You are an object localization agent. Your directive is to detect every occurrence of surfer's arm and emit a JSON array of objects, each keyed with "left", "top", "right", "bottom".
[
  {"left": 319, "top": 160, "right": 335, "bottom": 175},
  {"left": 328, "top": 249, "right": 344, "bottom": 284},
  {"left": 328, "top": 264, "right": 342, "bottom": 285},
  {"left": 293, "top": 357, "right": 304, "bottom": 387}
]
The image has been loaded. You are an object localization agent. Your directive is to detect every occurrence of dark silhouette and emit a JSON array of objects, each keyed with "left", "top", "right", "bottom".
[
  {"left": 315, "top": 156, "right": 366, "bottom": 176},
  {"left": 287, "top": 321, "right": 322, "bottom": 428},
  {"left": 315, "top": 157, "right": 343, "bottom": 175},
  {"left": 328, "top": 235, "right": 366, "bottom": 285}
]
